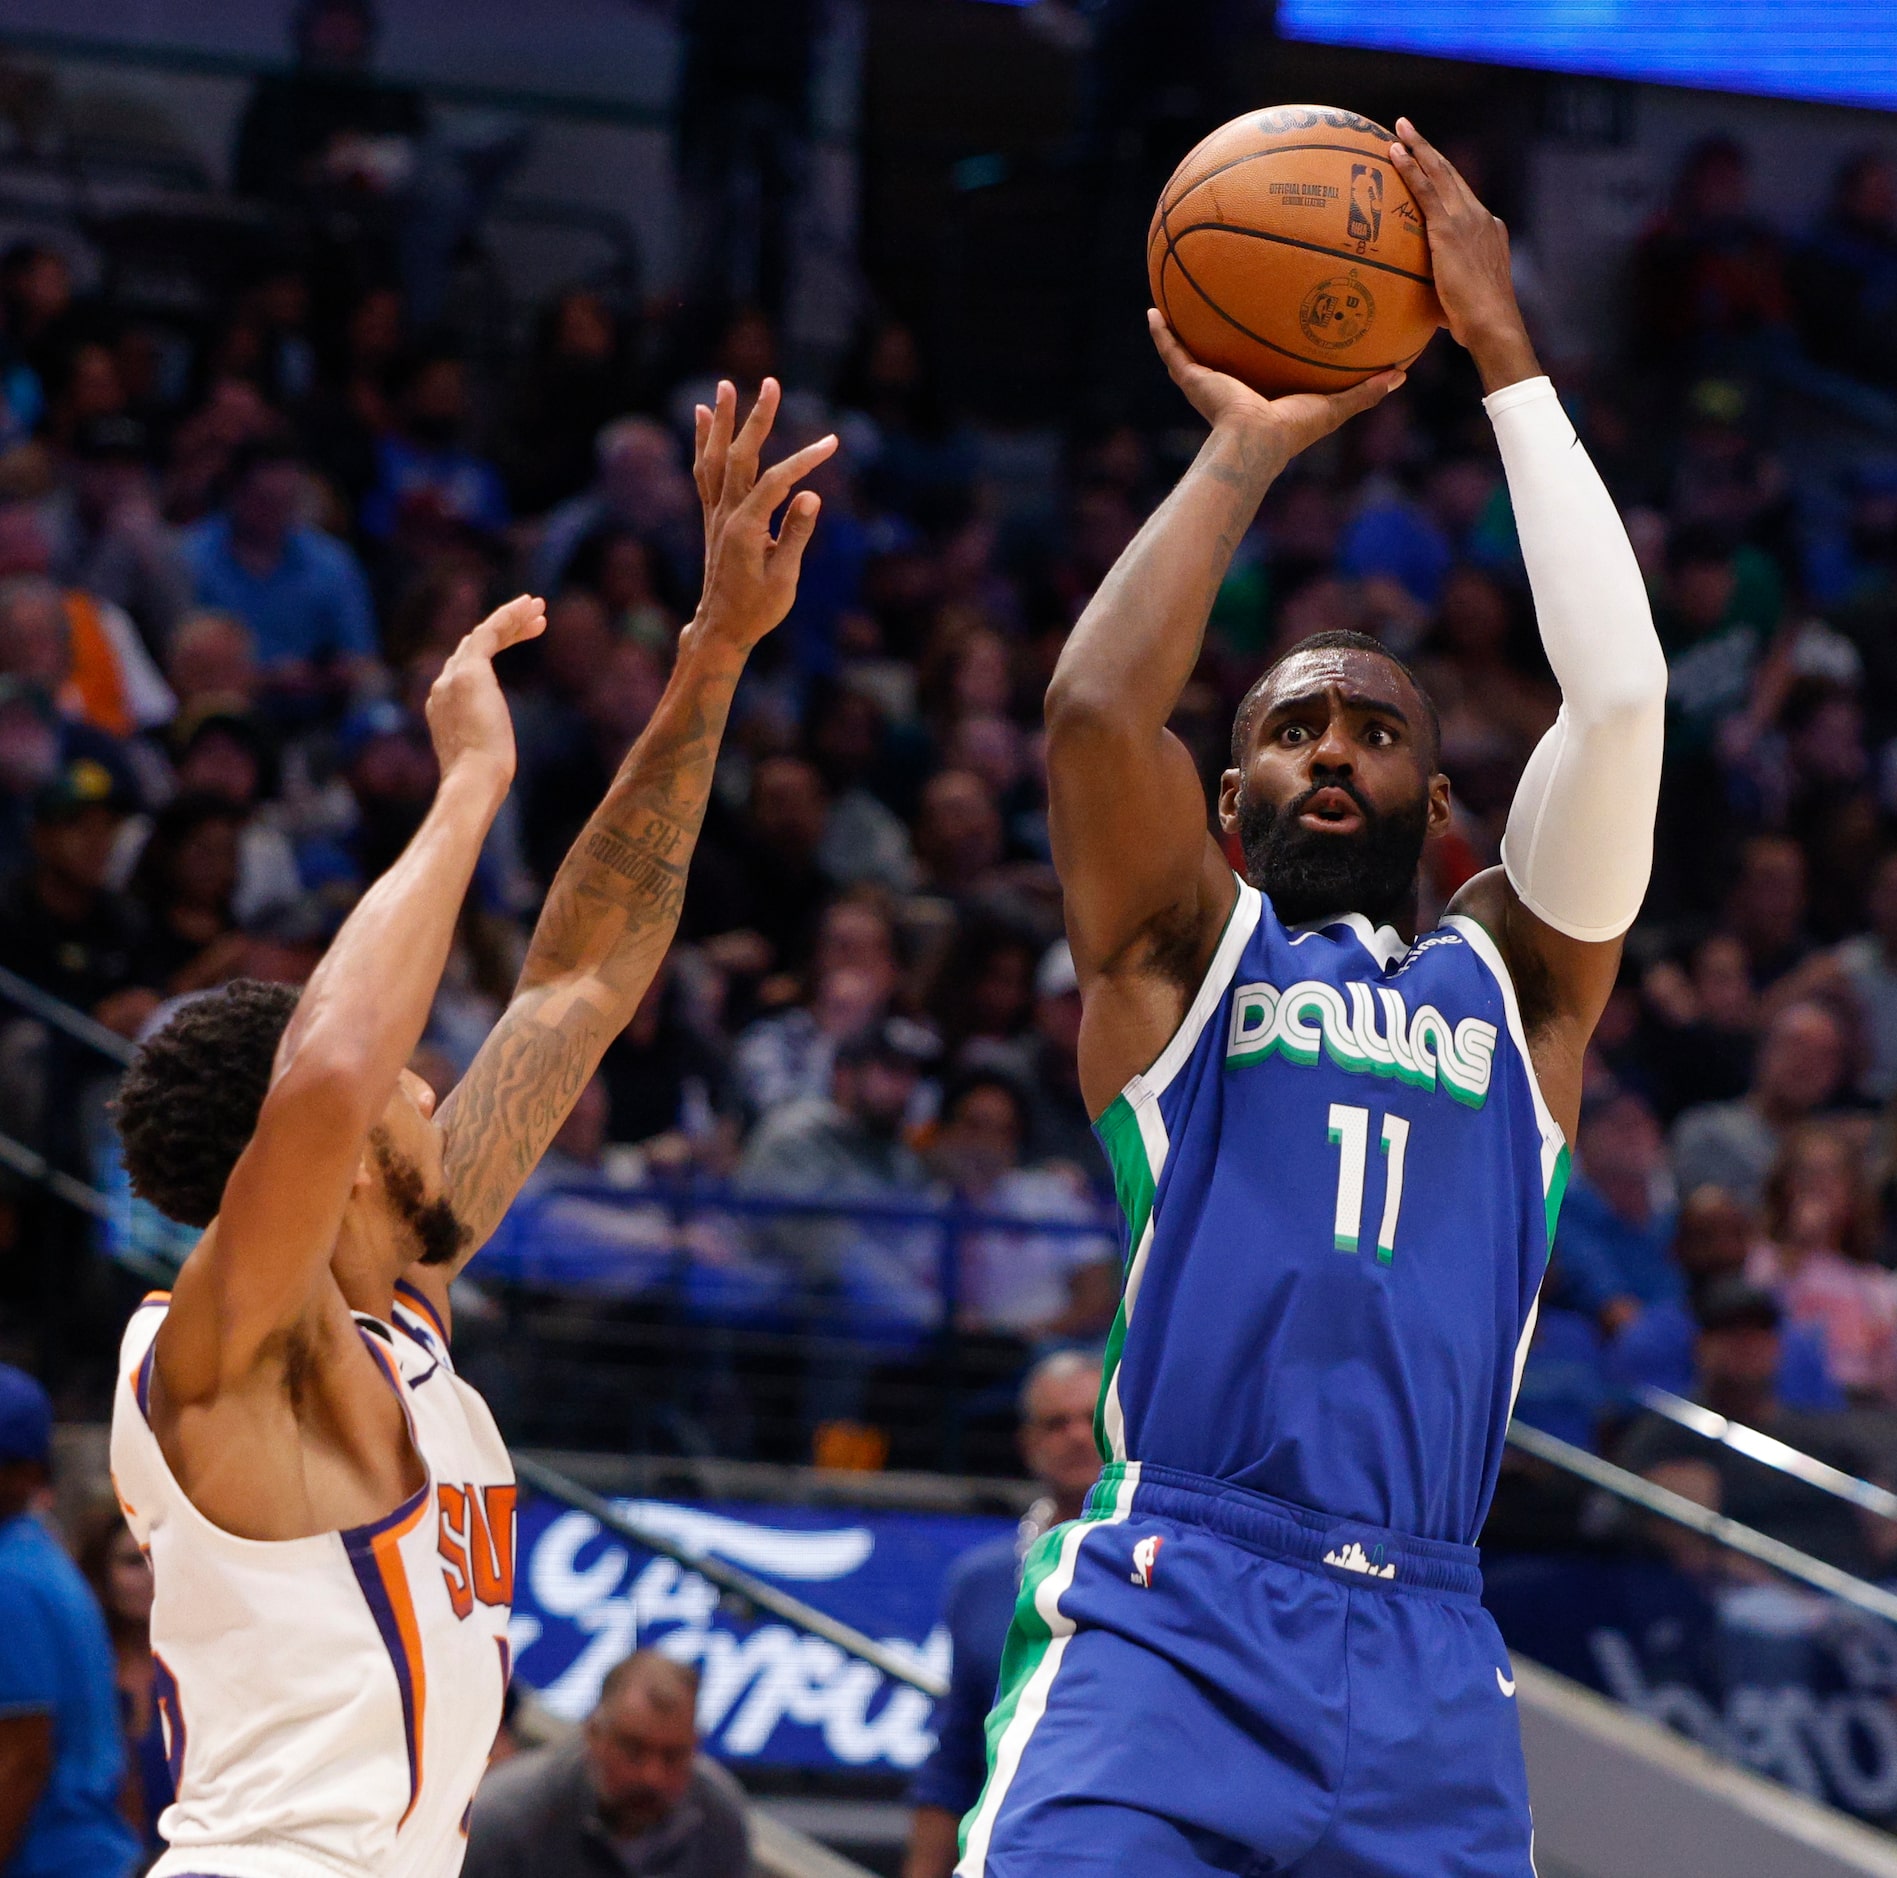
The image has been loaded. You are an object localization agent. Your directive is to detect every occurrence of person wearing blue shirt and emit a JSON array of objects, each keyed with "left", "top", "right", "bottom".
[
  {"left": 904, "top": 1352, "right": 1100, "bottom": 1878},
  {"left": 1607, "top": 1184, "right": 1843, "bottom": 1411},
  {"left": 1553, "top": 1086, "right": 1682, "bottom": 1325},
  {"left": 182, "top": 438, "right": 378, "bottom": 673},
  {"left": 0, "top": 1364, "right": 138, "bottom": 1878},
  {"left": 359, "top": 350, "right": 509, "bottom": 547}
]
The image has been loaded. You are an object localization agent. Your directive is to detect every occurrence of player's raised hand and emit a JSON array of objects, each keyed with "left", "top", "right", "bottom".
[
  {"left": 689, "top": 376, "right": 838, "bottom": 654},
  {"left": 1388, "top": 119, "right": 1540, "bottom": 389},
  {"left": 1148, "top": 309, "right": 1404, "bottom": 462},
  {"left": 425, "top": 593, "right": 545, "bottom": 792}
]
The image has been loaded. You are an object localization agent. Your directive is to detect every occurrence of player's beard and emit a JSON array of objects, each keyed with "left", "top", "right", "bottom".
[
  {"left": 1236, "top": 775, "right": 1429, "bottom": 929},
  {"left": 370, "top": 1128, "right": 471, "bottom": 1267}
]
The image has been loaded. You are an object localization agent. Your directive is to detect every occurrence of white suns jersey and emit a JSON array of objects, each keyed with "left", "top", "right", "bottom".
[{"left": 109, "top": 1283, "right": 516, "bottom": 1878}]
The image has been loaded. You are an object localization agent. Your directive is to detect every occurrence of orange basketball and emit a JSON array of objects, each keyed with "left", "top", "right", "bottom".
[{"left": 1147, "top": 104, "right": 1442, "bottom": 397}]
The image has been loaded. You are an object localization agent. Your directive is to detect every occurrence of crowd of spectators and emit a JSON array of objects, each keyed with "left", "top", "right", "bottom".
[{"left": 3, "top": 67, "right": 1897, "bottom": 1492}]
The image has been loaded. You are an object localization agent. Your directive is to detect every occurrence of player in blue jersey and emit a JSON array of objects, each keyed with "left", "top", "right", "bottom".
[{"left": 957, "top": 121, "right": 1669, "bottom": 1877}]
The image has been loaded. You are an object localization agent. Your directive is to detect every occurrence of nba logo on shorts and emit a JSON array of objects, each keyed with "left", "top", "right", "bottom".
[{"left": 1130, "top": 1535, "right": 1163, "bottom": 1588}]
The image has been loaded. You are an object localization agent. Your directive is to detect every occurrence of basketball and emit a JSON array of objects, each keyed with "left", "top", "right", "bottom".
[{"left": 1148, "top": 104, "right": 1442, "bottom": 397}]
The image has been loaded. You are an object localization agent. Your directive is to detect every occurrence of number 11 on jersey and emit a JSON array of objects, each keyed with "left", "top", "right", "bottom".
[{"left": 1326, "top": 1104, "right": 1410, "bottom": 1264}]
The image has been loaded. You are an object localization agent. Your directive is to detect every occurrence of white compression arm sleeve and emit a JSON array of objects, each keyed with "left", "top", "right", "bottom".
[{"left": 1488, "top": 376, "right": 1668, "bottom": 943}]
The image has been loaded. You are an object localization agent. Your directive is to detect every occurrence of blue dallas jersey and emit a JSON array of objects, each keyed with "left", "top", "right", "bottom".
[{"left": 1093, "top": 877, "right": 1570, "bottom": 1547}]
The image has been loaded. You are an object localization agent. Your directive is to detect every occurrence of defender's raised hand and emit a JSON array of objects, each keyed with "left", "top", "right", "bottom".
[
  {"left": 425, "top": 593, "right": 545, "bottom": 792},
  {"left": 1148, "top": 309, "right": 1405, "bottom": 465},
  {"left": 690, "top": 376, "right": 837, "bottom": 652},
  {"left": 1388, "top": 119, "right": 1541, "bottom": 392}
]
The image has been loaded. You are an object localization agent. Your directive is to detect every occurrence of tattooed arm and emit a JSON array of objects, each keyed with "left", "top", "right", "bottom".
[{"left": 428, "top": 378, "right": 837, "bottom": 1273}]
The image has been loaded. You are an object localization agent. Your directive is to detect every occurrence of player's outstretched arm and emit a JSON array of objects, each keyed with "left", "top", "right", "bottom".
[
  {"left": 1393, "top": 120, "right": 1667, "bottom": 1138},
  {"left": 431, "top": 379, "right": 835, "bottom": 1261},
  {"left": 161, "top": 599, "right": 543, "bottom": 1394},
  {"left": 1048, "top": 316, "right": 1402, "bottom": 1110}
]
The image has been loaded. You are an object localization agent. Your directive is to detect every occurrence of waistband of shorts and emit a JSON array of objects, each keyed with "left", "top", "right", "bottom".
[{"left": 1088, "top": 1460, "right": 1484, "bottom": 1601}]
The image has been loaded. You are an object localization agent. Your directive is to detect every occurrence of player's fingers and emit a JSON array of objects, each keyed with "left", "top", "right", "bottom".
[
  {"left": 1324, "top": 369, "right": 1407, "bottom": 428},
  {"left": 746, "top": 433, "right": 839, "bottom": 514},
  {"left": 466, "top": 594, "right": 546, "bottom": 659},
  {"left": 767, "top": 490, "right": 822, "bottom": 584},
  {"left": 1147, "top": 308, "right": 1201, "bottom": 385},
  {"left": 702, "top": 380, "right": 736, "bottom": 507},
  {"left": 1387, "top": 139, "right": 1444, "bottom": 220},
  {"left": 1396, "top": 117, "right": 1483, "bottom": 218},
  {"left": 725, "top": 376, "right": 782, "bottom": 499},
  {"left": 692, "top": 403, "right": 713, "bottom": 501}
]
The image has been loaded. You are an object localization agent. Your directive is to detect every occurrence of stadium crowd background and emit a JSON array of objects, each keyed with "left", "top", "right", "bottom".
[{"left": 0, "top": 0, "right": 1895, "bottom": 1528}]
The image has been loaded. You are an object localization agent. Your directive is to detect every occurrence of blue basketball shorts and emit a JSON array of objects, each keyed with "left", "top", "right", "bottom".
[{"left": 956, "top": 1462, "right": 1535, "bottom": 1877}]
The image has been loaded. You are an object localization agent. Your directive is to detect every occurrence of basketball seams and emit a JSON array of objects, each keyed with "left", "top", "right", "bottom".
[
  {"left": 1170, "top": 222, "right": 1435, "bottom": 289},
  {"left": 1159, "top": 231, "right": 1421, "bottom": 377},
  {"left": 1158, "top": 139, "right": 1418, "bottom": 225}
]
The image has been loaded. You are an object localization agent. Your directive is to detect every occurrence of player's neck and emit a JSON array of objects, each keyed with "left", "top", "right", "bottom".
[{"left": 330, "top": 1209, "right": 402, "bottom": 1326}]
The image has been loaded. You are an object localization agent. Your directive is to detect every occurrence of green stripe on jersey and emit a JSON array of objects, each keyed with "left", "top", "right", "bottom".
[{"left": 1092, "top": 1094, "right": 1157, "bottom": 1458}]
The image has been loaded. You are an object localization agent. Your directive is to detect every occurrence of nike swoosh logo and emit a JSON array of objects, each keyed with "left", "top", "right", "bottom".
[{"left": 1496, "top": 1668, "right": 1516, "bottom": 1697}]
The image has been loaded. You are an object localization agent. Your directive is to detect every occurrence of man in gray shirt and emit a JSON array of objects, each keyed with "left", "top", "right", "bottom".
[
  {"left": 1669, "top": 999, "right": 1846, "bottom": 1208},
  {"left": 466, "top": 1652, "right": 749, "bottom": 1878}
]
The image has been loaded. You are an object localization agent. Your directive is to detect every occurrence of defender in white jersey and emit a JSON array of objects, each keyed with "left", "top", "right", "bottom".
[{"left": 105, "top": 380, "right": 834, "bottom": 1878}]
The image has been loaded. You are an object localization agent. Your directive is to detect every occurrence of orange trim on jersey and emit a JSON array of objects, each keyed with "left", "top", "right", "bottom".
[
  {"left": 346, "top": 1323, "right": 434, "bottom": 1828},
  {"left": 370, "top": 1497, "right": 430, "bottom": 1826}
]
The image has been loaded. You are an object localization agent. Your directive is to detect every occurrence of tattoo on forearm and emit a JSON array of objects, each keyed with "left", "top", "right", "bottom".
[{"left": 436, "top": 673, "right": 739, "bottom": 1258}]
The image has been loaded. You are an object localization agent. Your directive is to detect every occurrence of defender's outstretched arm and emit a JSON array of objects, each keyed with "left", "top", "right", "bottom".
[
  {"left": 1048, "top": 316, "right": 1401, "bottom": 1110},
  {"left": 1396, "top": 121, "right": 1667, "bottom": 1135},
  {"left": 433, "top": 380, "right": 836, "bottom": 1259},
  {"left": 162, "top": 599, "right": 543, "bottom": 1394}
]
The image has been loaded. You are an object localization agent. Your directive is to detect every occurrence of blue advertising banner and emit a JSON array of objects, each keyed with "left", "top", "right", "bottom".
[
  {"left": 1486, "top": 1556, "right": 1897, "bottom": 1821},
  {"left": 509, "top": 1494, "right": 1016, "bottom": 1771}
]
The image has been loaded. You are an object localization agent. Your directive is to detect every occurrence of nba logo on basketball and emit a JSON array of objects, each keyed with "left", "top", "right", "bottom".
[
  {"left": 1130, "top": 1535, "right": 1163, "bottom": 1588},
  {"left": 1347, "top": 164, "right": 1384, "bottom": 246}
]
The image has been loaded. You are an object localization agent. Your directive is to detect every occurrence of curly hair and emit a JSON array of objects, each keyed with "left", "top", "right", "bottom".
[{"left": 112, "top": 979, "right": 302, "bottom": 1227}]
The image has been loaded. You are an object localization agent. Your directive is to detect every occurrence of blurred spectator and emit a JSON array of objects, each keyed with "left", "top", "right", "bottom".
[
  {"left": 1793, "top": 151, "right": 1897, "bottom": 392},
  {"left": 904, "top": 1351, "right": 1102, "bottom": 1878},
  {"left": 1718, "top": 835, "right": 1812, "bottom": 989},
  {"left": 598, "top": 961, "right": 738, "bottom": 1159},
  {"left": 998, "top": 940, "right": 1104, "bottom": 1188},
  {"left": 929, "top": 1067, "right": 1116, "bottom": 1340},
  {"left": 1627, "top": 136, "right": 1792, "bottom": 376},
  {"left": 912, "top": 768, "right": 1005, "bottom": 902},
  {"left": 1616, "top": 1278, "right": 1892, "bottom": 1580},
  {"left": 125, "top": 792, "right": 249, "bottom": 995},
  {"left": 1812, "top": 849, "right": 1897, "bottom": 1101},
  {"left": 1746, "top": 1123, "right": 1897, "bottom": 1404},
  {"left": 734, "top": 894, "right": 899, "bottom": 1114},
  {"left": 520, "top": 638, "right": 666, "bottom": 889},
  {"left": 465, "top": 1651, "right": 747, "bottom": 1878},
  {"left": 0, "top": 1365, "right": 139, "bottom": 1878},
  {"left": 1670, "top": 1000, "right": 1847, "bottom": 1207},
  {"left": 1605, "top": 1184, "right": 1841, "bottom": 1411},
  {"left": 164, "top": 612, "right": 261, "bottom": 722},
  {"left": 530, "top": 417, "right": 698, "bottom": 600},
  {"left": 807, "top": 681, "right": 916, "bottom": 892},
  {"left": 0, "top": 524, "right": 174, "bottom": 740},
  {"left": 1552, "top": 1088, "right": 1680, "bottom": 1331},
  {"left": 359, "top": 345, "right": 509, "bottom": 553},
  {"left": 45, "top": 417, "right": 194, "bottom": 652},
  {"left": 504, "top": 290, "right": 644, "bottom": 514},
  {"left": 74, "top": 1503, "right": 169, "bottom": 1854},
  {"left": 1638, "top": 933, "right": 1759, "bottom": 1119},
  {"left": 737, "top": 1016, "right": 937, "bottom": 1326},
  {"left": 929, "top": 914, "right": 1038, "bottom": 1065},
  {"left": 685, "top": 755, "right": 835, "bottom": 975},
  {"left": 0, "top": 758, "right": 157, "bottom": 1035},
  {"left": 182, "top": 438, "right": 378, "bottom": 681}
]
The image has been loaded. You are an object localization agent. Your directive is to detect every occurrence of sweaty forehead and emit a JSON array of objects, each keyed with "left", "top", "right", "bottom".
[{"left": 1250, "top": 647, "right": 1419, "bottom": 730}]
